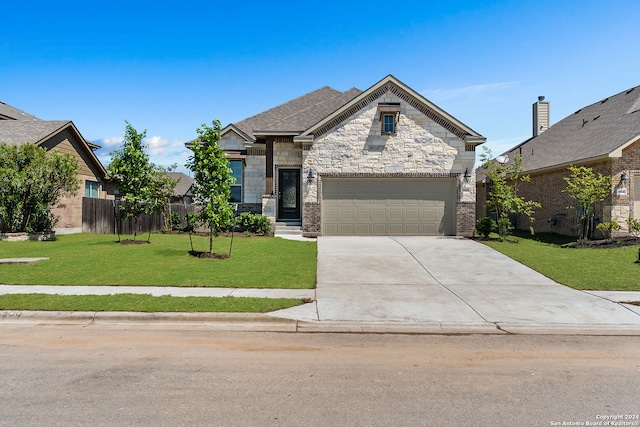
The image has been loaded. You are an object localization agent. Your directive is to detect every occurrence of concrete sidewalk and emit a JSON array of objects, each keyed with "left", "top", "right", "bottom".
[{"left": 0, "top": 284, "right": 314, "bottom": 299}]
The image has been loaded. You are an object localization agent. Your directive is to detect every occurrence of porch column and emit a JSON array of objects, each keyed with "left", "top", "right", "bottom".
[{"left": 265, "top": 137, "right": 274, "bottom": 195}]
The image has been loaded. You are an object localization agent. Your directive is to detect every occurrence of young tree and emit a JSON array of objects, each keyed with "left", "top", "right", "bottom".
[
  {"left": 480, "top": 147, "right": 541, "bottom": 240},
  {"left": 144, "top": 165, "right": 179, "bottom": 241},
  {"left": 0, "top": 143, "right": 79, "bottom": 233},
  {"left": 186, "top": 120, "right": 236, "bottom": 255},
  {"left": 562, "top": 165, "right": 612, "bottom": 240},
  {"left": 107, "top": 121, "right": 156, "bottom": 241}
]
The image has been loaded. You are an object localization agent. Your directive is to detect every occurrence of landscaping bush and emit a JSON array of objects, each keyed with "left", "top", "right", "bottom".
[
  {"left": 237, "top": 212, "right": 272, "bottom": 235},
  {"left": 475, "top": 217, "right": 497, "bottom": 239},
  {"left": 170, "top": 212, "right": 182, "bottom": 230},
  {"left": 595, "top": 220, "right": 621, "bottom": 239},
  {"left": 628, "top": 217, "right": 640, "bottom": 239}
]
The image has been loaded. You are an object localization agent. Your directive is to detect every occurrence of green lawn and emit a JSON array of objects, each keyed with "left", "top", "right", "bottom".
[
  {"left": 0, "top": 233, "right": 316, "bottom": 289},
  {"left": 483, "top": 232, "right": 640, "bottom": 291},
  {"left": 0, "top": 293, "right": 304, "bottom": 312}
]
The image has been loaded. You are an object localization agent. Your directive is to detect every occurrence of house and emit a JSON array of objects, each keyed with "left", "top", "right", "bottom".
[
  {"left": 167, "top": 172, "right": 194, "bottom": 204},
  {"left": 477, "top": 84, "right": 640, "bottom": 236},
  {"left": 203, "top": 75, "right": 485, "bottom": 237},
  {"left": 0, "top": 101, "right": 111, "bottom": 233}
]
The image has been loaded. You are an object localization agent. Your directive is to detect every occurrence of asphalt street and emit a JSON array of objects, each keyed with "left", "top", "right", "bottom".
[{"left": 1, "top": 326, "right": 639, "bottom": 427}]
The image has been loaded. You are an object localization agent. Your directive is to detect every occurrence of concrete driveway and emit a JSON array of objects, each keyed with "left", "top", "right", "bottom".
[{"left": 274, "top": 236, "right": 640, "bottom": 332}]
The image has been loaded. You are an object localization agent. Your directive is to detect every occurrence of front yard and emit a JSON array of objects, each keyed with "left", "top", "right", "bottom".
[
  {"left": 0, "top": 233, "right": 316, "bottom": 289},
  {"left": 483, "top": 232, "right": 640, "bottom": 291}
]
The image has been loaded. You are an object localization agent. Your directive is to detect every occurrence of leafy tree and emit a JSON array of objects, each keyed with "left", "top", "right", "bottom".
[
  {"left": 480, "top": 147, "right": 541, "bottom": 240},
  {"left": 107, "top": 121, "right": 157, "bottom": 241},
  {"left": 186, "top": 120, "right": 236, "bottom": 255},
  {"left": 562, "top": 165, "right": 612, "bottom": 240},
  {"left": 0, "top": 143, "right": 79, "bottom": 233},
  {"left": 144, "top": 165, "right": 179, "bottom": 240}
]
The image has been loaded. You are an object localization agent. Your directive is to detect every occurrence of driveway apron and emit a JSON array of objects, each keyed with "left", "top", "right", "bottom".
[{"left": 280, "top": 236, "right": 640, "bottom": 328}]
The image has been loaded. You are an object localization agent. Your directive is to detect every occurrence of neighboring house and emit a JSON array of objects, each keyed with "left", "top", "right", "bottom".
[
  {"left": 167, "top": 172, "right": 194, "bottom": 204},
  {"left": 198, "top": 75, "right": 485, "bottom": 237},
  {"left": 0, "top": 101, "right": 111, "bottom": 233},
  {"left": 477, "top": 84, "right": 640, "bottom": 236}
]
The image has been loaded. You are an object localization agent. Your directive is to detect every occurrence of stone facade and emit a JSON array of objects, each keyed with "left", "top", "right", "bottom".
[
  {"left": 302, "top": 92, "right": 476, "bottom": 236},
  {"left": 215, "top": 79, "right": 484, "bottom": 236}
]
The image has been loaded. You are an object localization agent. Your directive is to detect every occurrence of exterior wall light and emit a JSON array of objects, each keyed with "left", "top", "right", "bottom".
[
  {"left": 463, "top": 168, "right": 471, "bottom": 184},
  {"left": 306, "top": 170, "right": 315, "bottom": 184},
  {"left": 621, "top": 172, "right": 628, "bottom": 186}
]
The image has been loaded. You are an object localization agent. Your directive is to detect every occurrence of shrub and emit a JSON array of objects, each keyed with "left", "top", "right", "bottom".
[
  {"left": 475, "top": 217, "right": 497, "bottom": 239},
  {"left": 170, "top": 212, "right": 182, "bottom": 230},
  {"left": 628, "top": 217, "right": 640, "bottom": 239},
  {"left": 237, "top": 213, "right": 272, "bottom": 235},
  {"left": 596, "top": 220, "right": 621, "bottom": 239}
]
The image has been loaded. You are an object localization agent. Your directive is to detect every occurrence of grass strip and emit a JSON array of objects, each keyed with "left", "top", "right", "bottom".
[
  {"left": 0, "top": 233, "right": 316, "bottom": 289},
  {"left": 0, "top": 294, "right": 305, "bottom": 313},
  {"left": 482, "top": 232, "right": 640, "bottom": 291}
]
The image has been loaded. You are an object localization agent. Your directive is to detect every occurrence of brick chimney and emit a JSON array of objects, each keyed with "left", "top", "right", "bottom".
[{"left": 532, "top": 96, "right": 549, "bottom": 137}]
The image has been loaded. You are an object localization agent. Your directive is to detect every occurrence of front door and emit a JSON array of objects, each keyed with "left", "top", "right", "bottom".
[{"left": 277, "top": 169, "right": 301, "bottom": 220}]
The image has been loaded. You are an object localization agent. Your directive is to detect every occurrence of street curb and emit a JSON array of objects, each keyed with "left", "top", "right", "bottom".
[
  {"left": 5, "top": 310, "right": 640, "bottom": 335},
  {"left": 495, "top": 323, "right": 640, "bottom": 336}
]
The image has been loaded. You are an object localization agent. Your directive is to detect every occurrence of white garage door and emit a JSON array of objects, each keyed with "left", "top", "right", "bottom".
[{"left": 322, "top": 178, "right": 456, "bottom": 236}]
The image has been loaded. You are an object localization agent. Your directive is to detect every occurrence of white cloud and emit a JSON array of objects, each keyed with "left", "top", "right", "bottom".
[
  {"left": 423, "top": 81, "right": 518, "bottom": 101},
  {"left": 93, "top": 136, "right": 124, "bottom": 148}
]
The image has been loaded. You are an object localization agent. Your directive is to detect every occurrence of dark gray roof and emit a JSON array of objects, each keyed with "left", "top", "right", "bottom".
[
  {"left": 0, "top": 120, "right": 71, "bottom": 145},
  {"left": 167, "top": 172, "right": 194, "bottom": 196},
  {"left": 505, "top": 84, "right": 640, "bottom": 173},
  {"left": 0, "top": 101, "right": 41, "bottom": 120},
  {"left": 233, "top": 86, "right": 362, "bottom": 140}
]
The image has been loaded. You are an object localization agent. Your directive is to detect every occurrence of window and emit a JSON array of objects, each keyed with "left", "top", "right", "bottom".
[
  {"left": 378, "top": 102, "right": 400, "bottom": 134},
  {"left": 382, "top": 114, "right": 395, "bottom": 134},
  {"left": 85, "top": 180, "right": 99, "bottom": 198},
  {"left": 229, "top": 160, "right": 243, "bottom": 203}
]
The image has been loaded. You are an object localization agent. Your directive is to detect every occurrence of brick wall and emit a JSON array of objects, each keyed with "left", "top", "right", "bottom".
[{"left": 516, "top": 161, "right": 612, "bottom": 235}]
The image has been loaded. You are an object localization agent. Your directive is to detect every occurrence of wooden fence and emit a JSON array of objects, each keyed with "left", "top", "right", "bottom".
[{"left": 82, "top": 198, "right": 198, "bottom": 235}]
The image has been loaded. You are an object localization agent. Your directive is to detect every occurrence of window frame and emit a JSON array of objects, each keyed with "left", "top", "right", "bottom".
[
  {"left": 84, "top": 180, "right": 99, "bottom": 198},
  {"left": 382, "top": 114, "right": 396, "bottom": 134},
  {"left": 228, "top": 159, "right": 243, "bottom": 203}
]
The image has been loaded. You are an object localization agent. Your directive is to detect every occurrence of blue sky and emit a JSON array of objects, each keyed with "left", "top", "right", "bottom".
[{"left": 3, "top": 0, "right": 640, "bottom": 173}]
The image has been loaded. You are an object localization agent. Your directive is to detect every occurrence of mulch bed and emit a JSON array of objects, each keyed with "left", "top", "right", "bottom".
[
  {"left": 119, "top": 239, "right": 151, "bottom": 245},
  {"left": 188, "top": 251, "right": 230, "bottom": 259},
  {"left": 563, "top": 236, "right": 640, "bottom": 249},
  {"left": 165, "top": 230, "right": 274, "bottom": 238}
]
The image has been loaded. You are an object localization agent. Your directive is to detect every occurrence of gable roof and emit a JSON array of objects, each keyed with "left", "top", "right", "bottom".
[
  {"left": 504, "top": 84, "right": 640, "bottom": 173},
  {"left": 0, "top": 119, "right": 108, "bottom": 178},
  {"left": 227, "top": 86, "right": 363, "bottom": 141},
  {"left": 0, "top": 120, "right": 72, "bottom": 145},
  {"left": 301, "top": 74, "right": 485, "bottom": 143},
  {"left": 0, "top": 101, "right": 41, "bottom": 121},
  {"left": 167, "top": 172, "right": 194, "bottom": 196}
]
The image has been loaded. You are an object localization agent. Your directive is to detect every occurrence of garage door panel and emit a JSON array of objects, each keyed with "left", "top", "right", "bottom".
[
  {"left": 355, "top": 209, "right": 371, "bottom": 221},
  {"left": 322, "top": 178, "right": 455, "bottom": 236},
  {"left": 371, "top": 209, "right": 386, "bottom": 220}
]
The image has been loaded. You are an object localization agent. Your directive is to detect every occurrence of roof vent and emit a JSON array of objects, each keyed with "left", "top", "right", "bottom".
[
  {"left": 538, "top": 96, "right": 545, "bottom": 102},
  {"left": 600, "top": 98, "right": 609, "bottom": 104}
]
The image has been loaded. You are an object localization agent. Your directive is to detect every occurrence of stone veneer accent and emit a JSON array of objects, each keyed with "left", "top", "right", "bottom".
[
  {"left": 302, "top": 92, "right": 476, "bottom": 236},
  {"left": 456, "top": 202, "right": 476, "bottom": 237}
]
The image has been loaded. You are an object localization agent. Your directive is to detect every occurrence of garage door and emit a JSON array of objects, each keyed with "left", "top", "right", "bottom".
[{"left": 322, "top": 178, "right": 456, "bottom": 236}]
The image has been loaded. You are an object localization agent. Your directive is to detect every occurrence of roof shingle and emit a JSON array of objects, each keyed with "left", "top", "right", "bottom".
[
  {"left": 0, "top": 120, "right": 71, "bottom": 145},
  {"left": 0, "top": 101, "right": 41, "bottom": 121},
  {"left": 233, "top": 86, "right": 362, "bottom": 140},
  {"left": 505, "top": 84, "right": 640, "bottom": 172}
]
